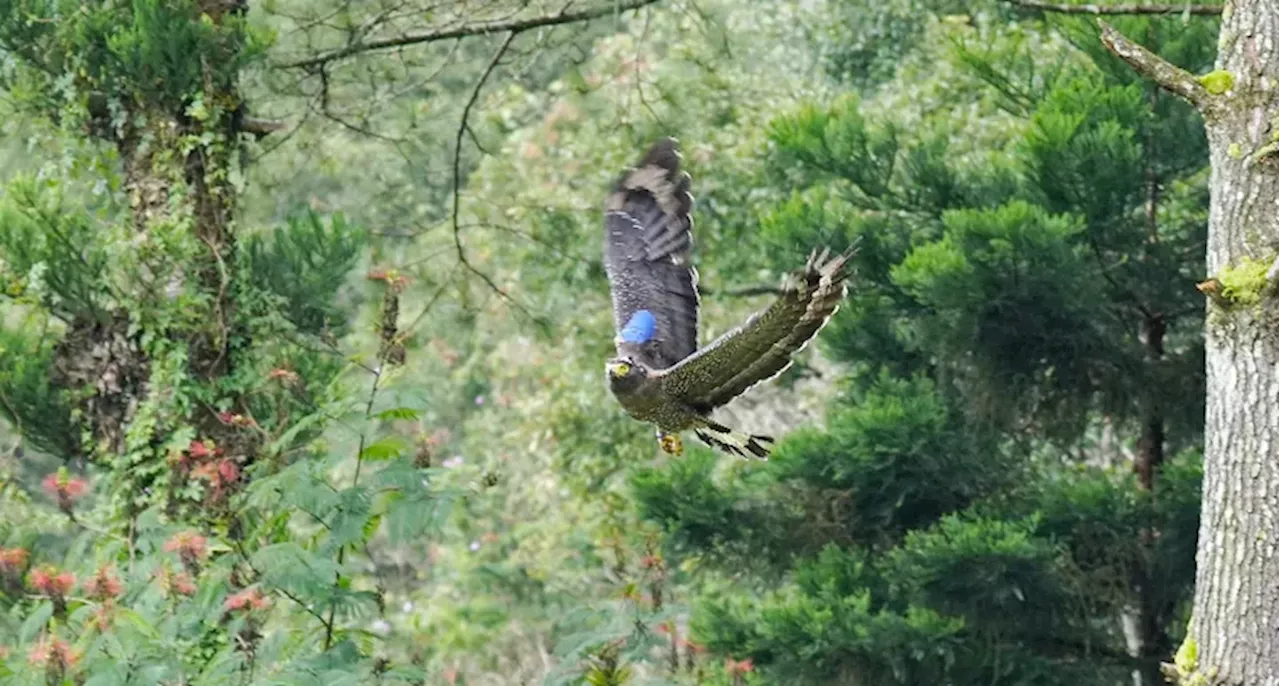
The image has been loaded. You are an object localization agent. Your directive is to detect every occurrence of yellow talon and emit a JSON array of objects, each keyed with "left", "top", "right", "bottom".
[{"left": 658, "top": 433, "right": 684, "bottom": 456}]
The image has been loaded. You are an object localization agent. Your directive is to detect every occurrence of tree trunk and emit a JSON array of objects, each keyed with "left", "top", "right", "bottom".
[
  {"left": 1194, "top": 1, "right": 1279, "bottom": 684},
  {"left": 50, "top": 2, "right": 252, "bottom": 507},
  {"left": 1135, "top": 311, "right": 1169, "bottom": 686},
  {"left": 1131, "top": 67, "right": 1172, "bottom": 686},
  {"left": 1101, "top": 3, "right": 1277, "bottom": 682}
]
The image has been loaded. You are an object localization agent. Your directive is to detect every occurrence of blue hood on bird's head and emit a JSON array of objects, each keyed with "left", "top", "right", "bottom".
[{"left": 619, "top": 310, "right": 656, "bottom": 344}]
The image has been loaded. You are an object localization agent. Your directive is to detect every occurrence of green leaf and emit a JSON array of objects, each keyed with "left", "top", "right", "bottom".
[
  {"left": 19, "top": 600, "right": 53, "bottom": 642},
  {"left": 83, "top": 667, "right": 128, "bottom": 686},
  {"left": 252, "top": 542, "right": 341, "bottom": 592},
  {"left": 112, "top": 607, "right": 163, "bottom": 641},
  {"left": 360, "top": 436, "right": 406, "bottom": 461},
  {"left": 375, "top": 407, "right": 420, "bottom": 421},
  {"left": 328, "top": 486, "right": 374, "bottom": 548},
  {"left": 267, "top": 410, "right": 328, "bottom": 456}
]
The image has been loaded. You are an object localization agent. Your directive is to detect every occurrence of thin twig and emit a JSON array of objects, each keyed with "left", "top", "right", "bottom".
[
  {"left": 463, "top": 122, "right": 491, "bottom": 155},
  {"left": 452, "top": 32, "right": 513, "bottom": 248},
  {"left": 278, "top": 585, "right": 332, "bottom": 627},
  {"left": 458, "top": 221, "right": 593, "bottom": 265},
  {"left": 632, "top": 6, "right": 664, "bottom": 125},
  {"left": 279, "top": 0, "right": 662, "bottom": 70},
  {"left": 699, "top": 285, "right": 788, "bottom": 298},
  {"left": 197, "top": 233, "right": 231, "bottom": 376},
  {"left": 232, "top": 532, "right": 335, "bottom": 632},
  {"left": 450, "top": 32, "right": 543, "bottom": 326},
  {"left": 320, "top": 264, "right": 413, "bottom": 650},
  {"left": 1085, "top": 232, "right": 1154, "bottom": 318},
  {"left": 0, "top": 388, "right": 23, "bottom": 436},
  {"left": 1001, "top": 0, "right": 1222, "bottom": 15},
  {"left": 324, "top": 349, "right": 385, "bottom": 651},
  {"left": 400, "top": 265, "right": 460, "bottom": 337}
]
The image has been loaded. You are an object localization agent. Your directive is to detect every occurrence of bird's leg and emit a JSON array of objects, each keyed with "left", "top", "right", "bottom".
[{"left": 656, "top": 430, "right": 684, "bottom": 456}]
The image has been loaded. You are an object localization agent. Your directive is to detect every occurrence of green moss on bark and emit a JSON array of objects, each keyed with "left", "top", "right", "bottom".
[
  {"left": 1217, "top": 256, "right": 1273, "bottom": 306},
  {"left": 1198, "top": 70, "right": 1235, "bottom": 95}
]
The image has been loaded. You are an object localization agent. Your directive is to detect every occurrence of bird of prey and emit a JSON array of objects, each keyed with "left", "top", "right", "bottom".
[{"left": 602, "top": 138, "right": 853, "bottom": 459}]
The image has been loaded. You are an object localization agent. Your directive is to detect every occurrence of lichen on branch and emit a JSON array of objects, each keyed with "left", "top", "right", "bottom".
[{"left": 1098, "top": 21, "right": 1217, "bottom": 113}]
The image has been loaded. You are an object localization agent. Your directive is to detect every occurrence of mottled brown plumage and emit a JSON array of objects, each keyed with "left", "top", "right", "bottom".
[{"left": 603, "top": 138, "right": 854, "bottom": 459}]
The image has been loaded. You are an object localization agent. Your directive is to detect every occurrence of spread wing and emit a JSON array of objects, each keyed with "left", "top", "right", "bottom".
[
  {"left": 658, "top": 248, "right": 853, "bottom": 412},
  {"left": 603, "top": 138, "right": 699, "bottom": 369}
]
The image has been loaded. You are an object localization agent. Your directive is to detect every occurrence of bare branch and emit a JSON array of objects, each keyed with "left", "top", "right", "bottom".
[
  {"left": 698, "top": 285, "right": 788, "bottom": 299},
  {"left": 279, "top": 0, "right": 663, "bottom": 70},
  {"left": 453, "top": 31, "right": 514, "bottom": 261},
  {"left": 458, "top": 221, "right": 593, "bottom": 265},
  {"left": 401, "top": 264, "right": 460, "bottom": 338},
  {"left": 238, "top": 116, "right": 288, "bottom": 138},
  {"left": 464, "top": 122, "right": 491, "bottom": 155},
  {"left": 1002, "top": 0, "right": 1222, "bottom": 14},
  {"left": 1097, "top": 20, "right": 1214, "bottom": 111},
  {"left": 449, "top": 33, "right": 544, "bottom": 328}
]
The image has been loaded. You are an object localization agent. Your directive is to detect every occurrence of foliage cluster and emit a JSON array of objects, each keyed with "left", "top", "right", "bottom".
[
  {"left": 627, "top": 6, "right": 1216, "bottom": 685},
  {"left": 0, "top": 1, "right": 1220, "bottom": 685}
]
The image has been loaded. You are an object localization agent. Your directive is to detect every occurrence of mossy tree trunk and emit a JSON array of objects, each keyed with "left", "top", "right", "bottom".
[
  {"left": 18, "top": 0, "right": 263, "bottom": 518},
  {"left": 1100, "top": 2, "right": 1277, "bottom": 684},
  {"left": 1194, "top": 1, "right": 1279, "bottom": 683}
]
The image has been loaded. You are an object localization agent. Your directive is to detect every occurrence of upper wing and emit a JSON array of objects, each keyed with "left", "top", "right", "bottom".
[
  {"left": 658, "top": 248, "right": 853, "bottom": 412},
  {"left": 603, "top": 138, "right": 699, "bottom": 369}
]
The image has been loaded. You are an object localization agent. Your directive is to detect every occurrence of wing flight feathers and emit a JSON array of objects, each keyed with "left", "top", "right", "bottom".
[
  {"left": 660, "top": 248, "right": 854, "bottom": 411},
  {"left": 602, "top": 138, "right": 700, "bottom": 369}
]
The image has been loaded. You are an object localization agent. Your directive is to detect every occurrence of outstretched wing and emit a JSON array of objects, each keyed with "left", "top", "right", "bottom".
[
  {"left": 658, "top": 249, "right": 853, "bottom": 412},
  {"left": 603, "top": 138, "right": 699, "bottom": 369}
]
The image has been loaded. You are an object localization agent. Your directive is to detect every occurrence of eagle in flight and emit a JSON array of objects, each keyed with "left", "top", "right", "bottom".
[{"left": 602, "top": 138, "right": 853, "bottom": 459}]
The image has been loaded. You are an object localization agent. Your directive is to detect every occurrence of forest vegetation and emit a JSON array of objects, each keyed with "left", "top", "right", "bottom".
[{"left": 0, "top": 1, "right": 1274, "bottom": 685}]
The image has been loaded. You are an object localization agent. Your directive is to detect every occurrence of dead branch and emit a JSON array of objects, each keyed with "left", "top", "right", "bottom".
[
  {"left": 279, "top": 0, "right": 663, "bottom": 70},
  {"left": 1002, "top": 0, "right": 1222, "bottom": 15}
]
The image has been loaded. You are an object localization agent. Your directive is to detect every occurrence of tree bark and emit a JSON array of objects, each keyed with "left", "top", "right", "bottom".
[
  {"left": 1194, "top": 1, "right": 1279, "bottom": 684},
  {"left": 1101, "top": 3, "right": 1278, "bottom": 682},
  {"left": 51, "top": 3, "right": 250, "bottom": 485},
  {"left": 1130, "top": 57, "right": 1171, "bottom": 686},
  {"left": 1134, "top": 312, "right": 1169, "bottom": 686}
]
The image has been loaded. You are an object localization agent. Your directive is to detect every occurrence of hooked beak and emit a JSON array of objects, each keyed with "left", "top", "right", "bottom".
[{"left": 607, "top": 361, "right": 632, "bottom": 378}]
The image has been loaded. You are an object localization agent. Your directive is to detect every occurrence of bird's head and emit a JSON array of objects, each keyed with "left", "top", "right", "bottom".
[{"left": 605, "top": 356, "right": 650, "bottom": 394}]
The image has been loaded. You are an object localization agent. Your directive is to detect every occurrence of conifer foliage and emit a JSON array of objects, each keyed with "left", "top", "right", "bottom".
[
  {"left": 0, "top": 0, "right": 1260, "bottom": 684},
  {"left": 632, "top": 9, "right": 1215, "bottom": 685}
]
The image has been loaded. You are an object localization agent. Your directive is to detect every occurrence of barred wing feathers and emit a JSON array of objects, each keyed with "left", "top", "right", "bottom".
[
  {"left": 602, "top": 138, "right": 699, "bottom": 369},
  {"left": 660, "top": 249, "right": 853, "bottom": 412}
]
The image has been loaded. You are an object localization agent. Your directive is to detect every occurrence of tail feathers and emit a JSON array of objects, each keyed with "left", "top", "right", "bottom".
[{"left": 695, "top": 419, "right": 774, "bottom": 460}]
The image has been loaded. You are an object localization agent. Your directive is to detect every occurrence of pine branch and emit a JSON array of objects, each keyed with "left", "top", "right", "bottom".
[
  {"left": 1097, "top": 20, "right": 1215, "bottom": 112},
  {"left": 279, "top": 0, "right": 663, "bottom": 70},
  {"left": 1001, "top": 0, "right": 1222, "bottom": 14}
]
